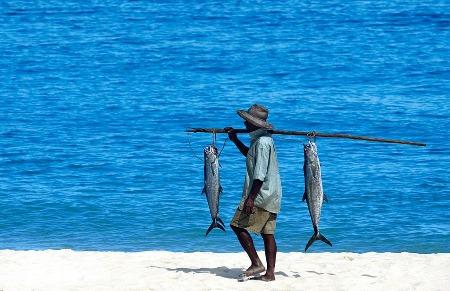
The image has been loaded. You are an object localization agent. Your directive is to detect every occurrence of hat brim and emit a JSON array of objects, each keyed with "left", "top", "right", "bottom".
[{"left": 237, "top": 110, "right": 273, "bottom": 129}]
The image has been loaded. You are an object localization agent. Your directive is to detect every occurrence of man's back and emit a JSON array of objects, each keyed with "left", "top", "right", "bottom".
[{"left": 242, "top": 130, "right": 282, "bottom": 214}]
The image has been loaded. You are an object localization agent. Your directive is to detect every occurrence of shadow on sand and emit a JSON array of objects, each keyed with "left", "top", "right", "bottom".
[
  {"left": 147, "top": 265, "right": 290, "bottom": 280},
  {"left": 147, "top": 265, "right": 243, "bottom": 279}
]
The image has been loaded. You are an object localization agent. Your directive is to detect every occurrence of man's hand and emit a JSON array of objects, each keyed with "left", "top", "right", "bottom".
[
  {"left": 243, "top": 197, "right": 255, "bottom": 215},
  {"left": 244, "top": 179, "right": 263, "bottom": 214},
  {"left": 224, "top": 127, "right": 238, "bottom": 142},
  {"left": 225, "top": 126, "right": 249, "bottom": 157}
]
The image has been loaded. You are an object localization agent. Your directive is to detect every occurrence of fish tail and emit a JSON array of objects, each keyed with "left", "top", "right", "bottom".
[
  {"left": 304, "top": 231, "right": 332, "bottom": 252},
  {"left": 205, "top": 218, "right": 226, "bottom": 236},
  {"left": 318, "top": 233, "right": 332, "bottom": 247},
  {"left": 217, "top": 221, "right": 226, "bottom": 232},
  {"left": 217, "top": 217, "right": 225, "bottom": 227}
]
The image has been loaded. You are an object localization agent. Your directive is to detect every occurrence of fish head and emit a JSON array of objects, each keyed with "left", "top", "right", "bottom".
[
  {"left": 303, "top": 141, "right": 318, "bottom": 161},
  {"left": 204, "top": 145, "right": 218, "bottom": 158}
]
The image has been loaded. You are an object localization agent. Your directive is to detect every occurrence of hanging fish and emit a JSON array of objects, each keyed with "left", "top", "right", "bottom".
[
  {"left": 202, "top": 144, "right": 225, "bottom": 236},
  {"left": 303, "top": 140, "right": 332, "bottom": 252}
]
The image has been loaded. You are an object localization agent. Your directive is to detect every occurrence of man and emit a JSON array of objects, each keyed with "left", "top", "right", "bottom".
[{"left": 225, "top": 104, "right": 282, "bottom": 282}]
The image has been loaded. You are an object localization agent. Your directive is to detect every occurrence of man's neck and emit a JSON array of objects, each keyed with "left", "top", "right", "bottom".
[{"left": 249, "top": 128, "right": 268, "bottom": 140}]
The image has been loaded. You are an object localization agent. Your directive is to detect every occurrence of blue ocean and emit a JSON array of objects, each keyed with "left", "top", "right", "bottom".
[{"left": 0, "top": 0, "right": 449, "bottom": 253}]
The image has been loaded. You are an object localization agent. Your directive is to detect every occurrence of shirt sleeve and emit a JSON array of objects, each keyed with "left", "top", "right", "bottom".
[{"left": 253, "top": 141, "right": 271, "bottom": 181}]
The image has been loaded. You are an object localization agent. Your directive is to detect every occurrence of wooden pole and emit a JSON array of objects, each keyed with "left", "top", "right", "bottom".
[{"left": 186, "top": 128, "right": 426, "bottom": 147}]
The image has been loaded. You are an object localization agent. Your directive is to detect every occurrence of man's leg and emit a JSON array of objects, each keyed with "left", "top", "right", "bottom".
[
  {"left": 230, "top": 224, "right": 264, "bottom": 275},
  {"left": 261, "top": 233, "right": 277, "bottom": 281}
]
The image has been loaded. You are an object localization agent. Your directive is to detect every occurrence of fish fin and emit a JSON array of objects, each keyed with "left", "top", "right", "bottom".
[
  {"left": 302, "top": 191, "right": 307, "bottom": 202},
  {"left": 323, "top": 193, "right": 329, "bottom": 203},
  {"left": 304, "top": 232, "right": 332, "bottom": 252},
  {"left": 202, "top": 186, "right": 206, "bottom": 195},
  {"left": 219, "top": 186, "right": 223, "bottom": 193},
  {"left": 205, "top": 218, "right": 226, "bottom": 236}
]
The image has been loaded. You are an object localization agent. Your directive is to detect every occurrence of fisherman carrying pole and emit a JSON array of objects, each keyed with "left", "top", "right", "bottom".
[{"left": 226, "top": 104, "right": 282, "bottom": 282}]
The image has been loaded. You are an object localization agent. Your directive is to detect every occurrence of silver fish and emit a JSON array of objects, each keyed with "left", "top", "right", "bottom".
[
  {"left": 303, "top": 141, "right": 332, "bottom": 252},
  {"left": 202, "top": 145, "right": 225, "bottom": 236}
]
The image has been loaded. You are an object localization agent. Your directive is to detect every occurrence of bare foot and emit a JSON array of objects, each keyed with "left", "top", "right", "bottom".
[
  {"left": 251, "top": 274, "right": 275, "bottom": 282},
  {"left": 242, "top": 264, "right": 265, "bottom": 277}
]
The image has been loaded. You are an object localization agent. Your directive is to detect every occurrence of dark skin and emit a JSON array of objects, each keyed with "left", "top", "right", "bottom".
[{"left": 225, "top": 121, "right": 277, "bottom": 281}]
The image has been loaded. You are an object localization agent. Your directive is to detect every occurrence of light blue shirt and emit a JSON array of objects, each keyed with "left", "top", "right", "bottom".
[{"left": 239, "top": 129, "right": 282, "bottom": 213}]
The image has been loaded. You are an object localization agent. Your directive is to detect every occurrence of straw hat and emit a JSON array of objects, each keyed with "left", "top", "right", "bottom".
[{"left": 237, "top": 104, "right": 273, "bottom": 129}]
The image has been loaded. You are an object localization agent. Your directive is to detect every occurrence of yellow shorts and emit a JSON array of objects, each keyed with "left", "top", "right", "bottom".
[{"left": 230, "top": 206, "right": 277, "bottom": 235}]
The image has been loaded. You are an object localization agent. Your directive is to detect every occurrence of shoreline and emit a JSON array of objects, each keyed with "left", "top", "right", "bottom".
[{"left": 1, "top": 250, "right": 449, "bottom": 291}]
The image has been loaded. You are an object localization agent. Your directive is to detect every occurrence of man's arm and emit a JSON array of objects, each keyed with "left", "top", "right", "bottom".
[
  {"left": 225, "top": 127, "right": 248, "bottom": 157},
  {"left": 243, "top": 179, "right": 263, "bottom": 214},
  {"left": 243, "top": 141, "right": 270, "bottom": 214}
]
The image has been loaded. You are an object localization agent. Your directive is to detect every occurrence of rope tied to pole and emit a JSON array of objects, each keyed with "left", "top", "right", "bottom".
[
  {"left": 186, "top": 130, "right": 228, "bottom": 163},
  {"left": 214, "top": 130, "right": 218, "bottom": 146},
  {"left": 187, "top": 131, "right": 204, "bottom": 162},
  {"left": 218, "top": 137, "right": 228, "bottom": 157},
  {"left": 307, "top": 131, "right": 317, "bottom": 143}
]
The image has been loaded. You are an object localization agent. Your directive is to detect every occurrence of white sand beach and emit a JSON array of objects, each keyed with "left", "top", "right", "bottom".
[{"left": 0, "top": 250, "right": 448, "bottom": 291}]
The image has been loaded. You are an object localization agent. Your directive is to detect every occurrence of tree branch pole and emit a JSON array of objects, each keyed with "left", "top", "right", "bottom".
[{"left": 186, "top": 128, "right": 426, "bottom": 147}]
